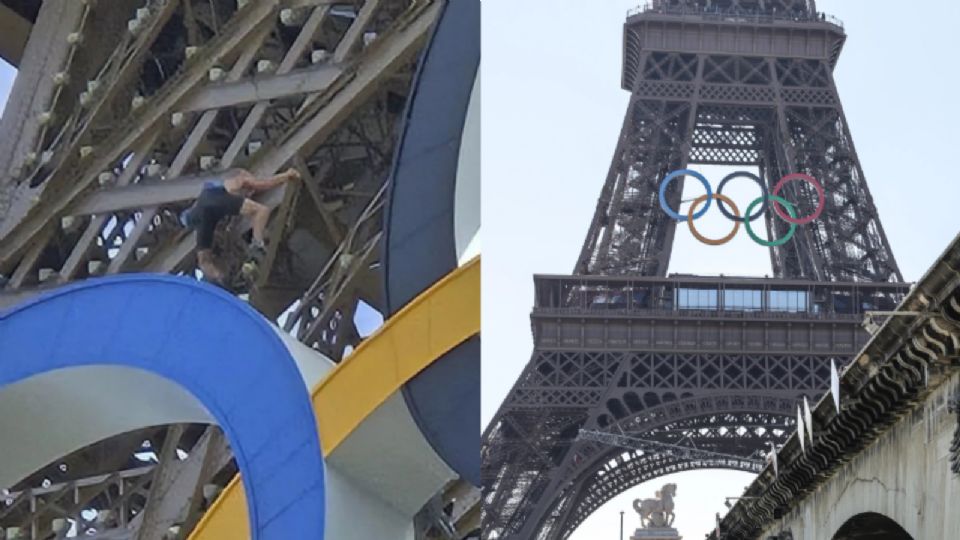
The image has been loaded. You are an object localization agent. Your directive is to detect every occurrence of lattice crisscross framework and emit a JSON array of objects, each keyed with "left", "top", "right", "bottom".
[
  {"left": 0, "top": 2, "right": 478, "bottom": 539},
  {"left": 482, "top": 3, "right": 910, "bottom": 538}
]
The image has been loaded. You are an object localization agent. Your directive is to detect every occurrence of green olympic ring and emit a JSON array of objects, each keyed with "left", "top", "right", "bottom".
[{"left": 744, "top": 195, "right": 798, "bottom": 247}]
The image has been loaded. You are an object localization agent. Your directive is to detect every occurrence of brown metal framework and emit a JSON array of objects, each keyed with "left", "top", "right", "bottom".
[
  {"left": 0, "top": 1, "right": 477, "bottom": 538},
  {"left": 482, "top": 3, "right": 906, "bottom": 539}
]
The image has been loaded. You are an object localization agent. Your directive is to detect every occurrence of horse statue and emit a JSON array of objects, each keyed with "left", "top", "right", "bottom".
[{"left": 632, "top": 483, "right": 677, "bottom": 528}]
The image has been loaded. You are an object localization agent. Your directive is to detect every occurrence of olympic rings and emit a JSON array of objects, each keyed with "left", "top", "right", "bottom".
[
  {"left": 717, "top": 171, "right": 767, "bottom": 223},
  {"left": 659, "top": 169, "right": 712, "bottom": 222},
  {"left": 657, "top": 169, "right": 825, "bottom": 247},
  {"left": 771, "top": 173, "right": 825, "bottom": 225},
  {"left": 744, "top": 195, "right": 797, "bottom": 247},
  {"left": 687, "top": 194, "right": 740, "bottom": 246}
]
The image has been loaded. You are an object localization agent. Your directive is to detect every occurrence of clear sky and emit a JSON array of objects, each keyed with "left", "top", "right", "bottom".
[
  {"left": 481, "top": 1, "right": 960, "bottom": 539},
  {"left": 0, "top": 61, "right": 13, "bottom": 113}
]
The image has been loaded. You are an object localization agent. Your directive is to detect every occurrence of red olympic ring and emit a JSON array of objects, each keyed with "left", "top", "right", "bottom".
[{"left": 771, "top": 173, "right": 825, "bottom": 225}]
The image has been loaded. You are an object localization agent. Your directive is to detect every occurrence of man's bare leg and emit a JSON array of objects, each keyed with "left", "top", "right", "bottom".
[
  {"left": 197, "top": 250, "right": 225, "bottom": 283},
  {"left": 239, "top": 199, "right": 271, "bottom": 247}
]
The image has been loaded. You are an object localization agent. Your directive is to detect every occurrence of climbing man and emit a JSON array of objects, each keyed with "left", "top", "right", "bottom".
[{"left": 179, "top": 167, "right": 300, "bottom": 284}]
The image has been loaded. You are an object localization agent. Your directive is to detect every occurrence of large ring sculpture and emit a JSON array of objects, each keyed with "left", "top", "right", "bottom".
[
  {"left": 0, "top": 275, "right": 326, "bottom": 540},
  {"left": 658, "top": 169, "right": 825, "bottom": 246}
]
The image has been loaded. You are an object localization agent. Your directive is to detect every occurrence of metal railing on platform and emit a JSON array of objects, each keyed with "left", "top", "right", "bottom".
[{"left": 628, "top": 2, "right": 844, "bottom": 28}]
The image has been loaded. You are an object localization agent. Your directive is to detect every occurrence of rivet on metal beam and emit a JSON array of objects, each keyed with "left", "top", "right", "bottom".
[
  {"left": 247, "top": 141, "right": 262, "bottom": 154},
  {"left": 171, "top": 112, "right": 186, "bottom": 127},
  {"left": 86, "top": 80, "right": 100, "bottom": 93},
  {"left": 136, "top": 7, "right": 151, "bottom": 19},
  {"left": 98, "top": 172, "right": 116, "bottom": 186},
  {"left": 40, "top": 150, "right": 54, "bottom": 165},
  {"left": 280, "top": 8, "right": 302, "bottom": 26},
  {"left": 136, "top": 247, "right": 149, "bottom": 259},
  {"left": 131, "top": 95, "right": 146, "bottom": 109},
  {"left": 256, "top": 60, "right": 276, "bottom": 73},
  {"left": 23, "top": 152, "right": 36, "bottom": 166},
  {"left": 67, "top": 32, "right": 83, "bottom": 44},
  {"left": 128, "top": 18, "right": 143, "bottom": 34},
  {"left": 185, "top": 46, "right": 200, "bottom": 59},
  {"left": 37, "top": 111, "right": 54, "bottom": 125},
  {"left": 61, "top": 216, "right": 77, "bottom": 230},
  {"left": 52, "top": 71, "right": 70, "bottom": 85},
  {"left": 88, "top": 260, "right": 105, "bottom": 275},
  {"left": 79, "top": 91, "right": 92, "bottom": 107},
  {"left": 208, "top": 67, "right": 225, "bottom": 82},
  {"left": 80, "top": 146, "right": 94, "bottom": 158},
  {"left": 363, "top": 31, "right": 378, "bottom": 47},
  {"left": 199, "top": 156, "right": 219, "bottom": 171},
  {"left": 311, "top": 49, "right": 329, "bottom": 64}
]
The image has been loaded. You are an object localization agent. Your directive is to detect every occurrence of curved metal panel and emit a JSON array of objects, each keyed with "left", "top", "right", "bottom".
[
  {"left": 402, "top": 335, "right": 480, "bottom": 486},
  {"left": 382, "top": 0, "right": 480, "bottom": 315},
  {"left": 0, "top": 275, "right": 325, "bottom": 540}
]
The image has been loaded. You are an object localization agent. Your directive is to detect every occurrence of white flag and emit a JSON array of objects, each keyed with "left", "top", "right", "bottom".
[
  {"left": 767, "top": 441, "right": 778, "bottom": 477},
  {"left": 804, "top": 397, "right": 814, "bottom": 445},
  {"left": 830, "top": 359, "right": 841, "bottom": 413},
  {"left": 797, "top": 405, "right": 805, "bottom": 454}
]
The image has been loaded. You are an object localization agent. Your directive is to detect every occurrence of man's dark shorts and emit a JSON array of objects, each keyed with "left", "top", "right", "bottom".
[{"left": 194, "top": 181, "right": 244, "bottom": 250}]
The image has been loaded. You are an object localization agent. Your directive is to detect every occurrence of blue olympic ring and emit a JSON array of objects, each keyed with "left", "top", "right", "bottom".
[{"left": 658, "top": 169, "right": 712, "bottom": 222}]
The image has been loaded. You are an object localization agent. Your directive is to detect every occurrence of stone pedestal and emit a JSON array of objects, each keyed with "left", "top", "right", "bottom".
[{"left": 629, "top": 527, "right": 682, "bottom": 540}]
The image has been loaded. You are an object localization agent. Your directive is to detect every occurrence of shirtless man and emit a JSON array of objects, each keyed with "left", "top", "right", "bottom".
[{"left": 180, "top": 167, "right": 300, "bottom": 284}]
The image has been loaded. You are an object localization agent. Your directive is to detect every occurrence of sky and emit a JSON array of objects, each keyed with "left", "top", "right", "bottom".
[{"left": 480, "top": 1, "right": 960, "bottom": 539}]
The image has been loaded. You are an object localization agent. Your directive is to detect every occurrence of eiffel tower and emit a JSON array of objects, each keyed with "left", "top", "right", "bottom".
[{"left": 482, "top": 1, "right": 908, "bottom": 538}]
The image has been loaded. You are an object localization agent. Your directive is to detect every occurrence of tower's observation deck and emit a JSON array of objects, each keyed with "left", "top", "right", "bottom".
[{"left": 623, "top": 1, "right": 846, "bottom": 91}]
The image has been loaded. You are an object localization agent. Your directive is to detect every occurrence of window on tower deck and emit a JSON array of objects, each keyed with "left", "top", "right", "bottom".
[
  {"left": 676, "top": 287, "right": 718, "bottom": 310},
  {"left": 723, "top": 289, "right": 763, "bottom": 312},
  {"left": 769, "top": 290, "right": 808, "bottom": 313}
]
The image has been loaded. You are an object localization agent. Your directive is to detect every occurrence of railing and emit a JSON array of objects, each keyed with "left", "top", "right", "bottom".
[
  {"left": 533, "top": 275, "right": 910, "bottom": 317},
  {"left": 629, "top": 2, "right": 844, "bottom": 28}
]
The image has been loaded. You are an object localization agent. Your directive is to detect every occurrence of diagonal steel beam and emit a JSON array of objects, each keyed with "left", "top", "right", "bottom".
[
  {"left": 142, "top": 1, "right": 441, "bottom": 275},
  {"left": 334, "top": 0, "right": 384, "bottom": 63},
  {"left": 0, "top": 1, "right": 281, "bottom": 268},
  {"left": 105, "top": 24, "right": 272, "bottom": 274},
  {"left": 180, "top": 64, "right": 343, "bottom": 113},
  {"left": 221, "top": 5, "right": 333, "bottom": 166}
]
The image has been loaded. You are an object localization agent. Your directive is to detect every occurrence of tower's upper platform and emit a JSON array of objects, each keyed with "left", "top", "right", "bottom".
[{"left": 623, "top": 0, "right": 846, "bottom": 91}]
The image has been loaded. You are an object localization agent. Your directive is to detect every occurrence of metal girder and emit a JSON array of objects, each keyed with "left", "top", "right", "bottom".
[
  {"left": 57, "top": 137, "right": 159, "bottom": 282},
  {"left": 141, "top": 0, "right": 439, "bottom": 275},
  {"left": 334, "top": 0, "right": 383, "bottom": 63},
  {"left": 0, "top": 0, "right": 281, "bottom": 268},
  {"left": 220, "top": 4, "right": 332, "bottom": 165},
  {"left": 179, "top": 64, "right": 343, "bottom": 113},
  {"left": 103, "top": 22, "right": 273, "bottom": 275},
  {"left": 131, "top": 427, "right": 231, "bottom": 540}
]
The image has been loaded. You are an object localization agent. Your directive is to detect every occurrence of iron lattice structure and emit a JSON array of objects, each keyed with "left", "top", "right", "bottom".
[
  {"left": 482, "top": 2, "right": 907, "bottom": 539},
  {"left": 0, "top": 1, "right": 476, "bottom": 538}
]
